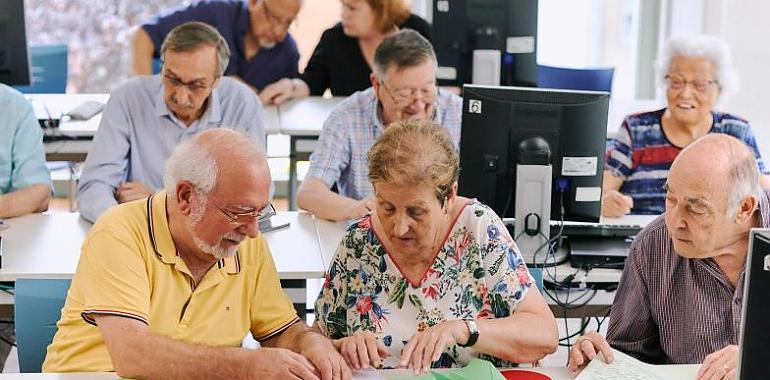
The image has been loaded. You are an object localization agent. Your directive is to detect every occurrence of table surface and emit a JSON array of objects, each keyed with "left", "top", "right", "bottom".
[
  {"left": 278, "top": 96, "right": 345, "bottom": 135},
  {"left": 0, "top": 212, "right": 326, "bottom": 281}
]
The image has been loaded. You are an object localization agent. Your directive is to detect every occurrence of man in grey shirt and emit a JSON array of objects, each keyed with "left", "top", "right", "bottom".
[
  {"left": 568, "top": 134, "right": 769, "bottom": 380},
  {"left": 78, "top": 22, "right": 266, "bottom": 223}
]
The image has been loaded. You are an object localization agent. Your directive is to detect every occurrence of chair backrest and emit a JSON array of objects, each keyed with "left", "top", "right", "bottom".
[
  {"left": 13, "top": 45, "right": 68, "bottom": 93},
  {"left": 537, "top": 64, "right": 615, "bottom": 93},
  {"left": 14, "top": 279, "right": 71, "bottom": 373}
]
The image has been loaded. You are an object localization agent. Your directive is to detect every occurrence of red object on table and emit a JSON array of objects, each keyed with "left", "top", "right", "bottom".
[{"left": 499, "top": 369, "right": 553, "bottom": 380}]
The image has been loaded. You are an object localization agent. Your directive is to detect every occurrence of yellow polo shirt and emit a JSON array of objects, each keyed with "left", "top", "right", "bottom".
[{"left": 43, "top": 192, "right": 299, "bottom": 372}]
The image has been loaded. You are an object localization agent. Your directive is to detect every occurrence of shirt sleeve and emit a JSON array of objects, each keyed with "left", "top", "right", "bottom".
[
  {"left": 305, "top": 110, "right": 351, "bottom": 188},
  {"left": 734, "top": 123, "right": 770, "bottom": 175},
  {"left": 282, "top": 36, "right": 300, "bottom": 80},
  {"left": 10, "top": 98, "right": 51, "bottom": 190},
  {"left": 606, "top": 238, "right": 664, "bottom": 363},
  {"left": 78, "top": 218, "right": 152, "bottom": 326},
  {"left": 248, "top": 236, "right": 300, "bottom": 341},
  {"left": 605, "top": 117, "right": 634, "bottom": 179},
  {"left": 479, "top": 208, "right": 533, "bottom": 318},
  {"left": 314, "top": 227, "right": 355, "bottom": 340},
  {"left": 141, "top": 3, "right": 217, "bottom": 57},
  {"left": 300, "top": 28, "right": 332, "bottom": 96},
  {"left": 76, "top": 91, "right": 132, "bottom": 223}
]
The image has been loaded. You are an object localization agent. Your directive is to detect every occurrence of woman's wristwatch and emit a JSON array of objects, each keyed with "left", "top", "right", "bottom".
[{"left": 458, "top": 319, "right": 479, "bottom": 347}]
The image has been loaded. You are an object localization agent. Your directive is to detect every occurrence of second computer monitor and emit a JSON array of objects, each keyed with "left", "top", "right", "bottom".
[
  {"left": 0, "top": 0, "right": 30, "bottom": 86},
  {"left": 458, "top": 84, "right": 610, "bottom": 223}
]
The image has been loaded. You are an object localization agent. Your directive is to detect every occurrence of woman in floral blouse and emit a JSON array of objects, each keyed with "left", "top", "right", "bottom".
[{"left": 314, "top": 120, "right": 558, "bottom": 374}]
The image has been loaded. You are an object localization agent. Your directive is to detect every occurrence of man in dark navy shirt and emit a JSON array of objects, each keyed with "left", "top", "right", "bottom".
[{"left": 132, "top": 0, "right": 301, "bottom": 93}]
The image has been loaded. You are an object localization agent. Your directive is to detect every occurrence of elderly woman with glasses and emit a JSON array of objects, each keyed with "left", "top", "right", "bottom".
[
  {"left": 314, "top": 120, "right": 558, "bottom": 374},
  {"left": 602, "top": 35, "right": 770, "bottom": 217}
]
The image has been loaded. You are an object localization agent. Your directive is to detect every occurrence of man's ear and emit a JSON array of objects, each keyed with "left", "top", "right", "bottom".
[
  {"left": 176, "top": 182, "right": 195, "bottom": 216},
  {"left": 370, "top": 72, "right": 380, "bottom": 91},
  {"left": 734, "top": 195, "right": 759, "bottom": 224}
]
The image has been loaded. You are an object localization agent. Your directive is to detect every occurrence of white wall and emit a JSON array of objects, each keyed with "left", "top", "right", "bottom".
[{"left": 708, "top": 1, "right": 770, "bottom": 161}]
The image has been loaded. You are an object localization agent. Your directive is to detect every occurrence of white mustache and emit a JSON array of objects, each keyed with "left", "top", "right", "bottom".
[{"left": 171, "top": 96, "right": 194, "bottom": 108}]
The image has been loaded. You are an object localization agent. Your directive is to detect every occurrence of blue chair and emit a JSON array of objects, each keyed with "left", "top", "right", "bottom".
[
  {"left": 14, "top": 45, "right": 68, "bottom": 93},
  {"left": 15, "top": 279, "right": 71, "bottom": 373},
  {"left": 537, "top": 64, "right": 615, "bottom": 93}
]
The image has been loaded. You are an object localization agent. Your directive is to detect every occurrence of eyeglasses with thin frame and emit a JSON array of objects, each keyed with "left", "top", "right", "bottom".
[
  {"left": 665, "top": 74, "right": 719, "bottom": 93},
  {"left": 213, "top": 202, "right": 277, "bottom": 225},
  {"left": 162, "top": 72, "right": 216, "bottom": 94},
  {"left": 379, "top": 80, "right": 438, "bottom": 106},
  {"left": 261, "top": 0, "right": 295, "bottom": 31}
]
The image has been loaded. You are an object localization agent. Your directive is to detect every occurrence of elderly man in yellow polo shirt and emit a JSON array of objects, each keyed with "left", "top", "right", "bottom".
[{"left": 43, "top": 129, "right": 351, "bottom": 380}]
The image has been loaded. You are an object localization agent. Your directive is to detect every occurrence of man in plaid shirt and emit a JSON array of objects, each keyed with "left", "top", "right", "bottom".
[{"left": 297, "top": 30, "right": 462, "bottom": 221}]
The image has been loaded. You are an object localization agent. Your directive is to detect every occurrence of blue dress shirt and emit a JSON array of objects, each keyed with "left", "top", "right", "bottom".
[
  {"left": 77, "top": 75, "right": 266, "bottom": 223},
  {"left": 0, "top": 84, "right": 51, "bottom": 194}
]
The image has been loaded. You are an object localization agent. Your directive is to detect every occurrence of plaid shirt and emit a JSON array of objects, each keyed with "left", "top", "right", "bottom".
[
  {"left": 605, "top": 108, "right": 768, "bottom": 215},
  {"left": 607, "top": 190, "right": 770, "bottom": 364},
  {"left": 307, "top": 87, "right": 462, "bottom": 200}
]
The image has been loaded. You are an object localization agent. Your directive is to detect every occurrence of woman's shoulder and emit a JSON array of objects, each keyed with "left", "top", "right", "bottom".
[
  {"left": 318, "top": 22, "right": 353, "bottom": 44},
  {"left": 623, "top": 108, "right": 666, "bottom": 127},
  {"left": 399, "top": 14, "right": 431, "bottom": 40},
  {"left": 457, "top": 199, "right": 504, "bottom": 228},
  {"left": 712, "top": 110, "right": 751, "bottom": 127}
]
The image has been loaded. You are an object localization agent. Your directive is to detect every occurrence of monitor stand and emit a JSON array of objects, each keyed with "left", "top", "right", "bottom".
[{"left": 513, "top": 163, "right": 568, "bottom": 267}]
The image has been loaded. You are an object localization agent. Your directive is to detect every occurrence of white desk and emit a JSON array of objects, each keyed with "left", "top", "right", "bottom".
[{"left": 278, "top": 97, "right": 345, "bottom": 210}]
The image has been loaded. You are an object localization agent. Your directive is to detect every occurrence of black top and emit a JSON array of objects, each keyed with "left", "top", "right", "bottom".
[{"left": 300, "top": 14, "right": 431, "bottom": 96}]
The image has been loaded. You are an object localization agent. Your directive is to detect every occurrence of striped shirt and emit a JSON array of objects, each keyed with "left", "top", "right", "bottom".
[
  {"left": 605, "top": 108, "right": 768, "bottom": 215},
  {"left": 606, "top": 190, "right": 770, "bottom": 364},
  {"left": 306, "top": 87, "right": 463, "bottom": 201}
]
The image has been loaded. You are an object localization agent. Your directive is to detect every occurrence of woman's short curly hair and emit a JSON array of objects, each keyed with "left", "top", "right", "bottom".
[
  {"left": 364, "top": 0, "right": 411, "bottom": 33},
  {"left": 655, "top": 34, "right": 739, "bottom": 100},
  {"left": 367, "top": 119, "right": 459, "bottom": 204}
]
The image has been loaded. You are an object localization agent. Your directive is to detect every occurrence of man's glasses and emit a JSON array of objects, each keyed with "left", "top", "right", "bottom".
[
  {"left": 262, "top": 0, "right": 295, "bottom": 31},
  {"left": 665, "top": 74, "right": 719, "bottom": 93},
  {"left": 214, "top": 202, "right": 277, "bottom": 225},
  {"left": 163, "top": 73, "right": 215, "bottom": 94},
  {"left": 379, "top": 80, "right": 438, "bottom": 106}
]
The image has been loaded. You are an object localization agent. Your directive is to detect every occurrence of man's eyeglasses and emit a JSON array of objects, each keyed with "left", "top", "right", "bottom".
[
  {"left": 262, "top": 0, "right": 295, "bottom": 31},
  {"left": 214, "top": 202, "right": 277, "bottom": 225},
  {"left": 379, "top": 80, "right": 438, "bottom": 106},
  {"left": 163, "top": 73, "right": 215, "bottom": 94},
  {"left": 665, "top": 74, "right": 719, "bottom": 93}
]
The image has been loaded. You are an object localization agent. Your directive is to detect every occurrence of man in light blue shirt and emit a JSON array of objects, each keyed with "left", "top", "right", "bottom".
[
  {"left": 0, "top": 84, "right": 51, "bottom": 218},
  {"left": 296, "top": 30, "right": 462, "bottom": 222},
  {"left": 78, "top": 22, "right": 267, "bottom": 223}
]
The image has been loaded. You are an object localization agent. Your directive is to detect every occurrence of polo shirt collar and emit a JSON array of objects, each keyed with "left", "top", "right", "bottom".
[
  {"left": 153, "top": 77, "right": 224, "bottom": 126},
  {"left": 369, "top": 88, "right": 444, "bottom": 132},
  {"left": 146, "top": 191, "right": 240, "bottom": 274}
]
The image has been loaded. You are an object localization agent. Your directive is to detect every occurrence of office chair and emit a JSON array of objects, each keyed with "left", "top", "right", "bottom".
[
  {"left": 15, "top": 279, "right": 71, "bottom": 372},
  {"left": 14, "top": 45, "right": 68, "bottom": 93},
  {"left": 537, "top": 64, "right": 615, "bottom": 93}
]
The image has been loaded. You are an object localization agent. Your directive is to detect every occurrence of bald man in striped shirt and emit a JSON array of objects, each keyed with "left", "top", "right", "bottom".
[{"left": 568, "top": 134, "right": 769, "bottom": 380}]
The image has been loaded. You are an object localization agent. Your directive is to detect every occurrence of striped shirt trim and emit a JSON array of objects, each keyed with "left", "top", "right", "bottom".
[
  {"left": 81, "top": 309, "right": 149, "bottom": 327},
  {"left": 255, "top": 316, "right": 301, "bottom": 342},
  {"left": 145, "top": 194, "right": 164, "bottom": 260}
]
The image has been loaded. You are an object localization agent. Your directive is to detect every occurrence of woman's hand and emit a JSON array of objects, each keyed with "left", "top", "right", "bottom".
[
  {"left": 399, "top": 320, "right": 468, "bottom": 374},
  {"left": 332, "top": 331, "right": 389, "bottom": 370}
]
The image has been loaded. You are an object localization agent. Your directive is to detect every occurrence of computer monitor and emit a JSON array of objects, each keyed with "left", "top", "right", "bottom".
[
  {"left": 458, "top": 84, "right": 609, "bottom": 263},
  {"left": 737, "top": 228, "right": 770, "bottom": 380},
  {"left": 432, "top": 0, "right": 538, "bottom": 87},
  {"left": 0, "top": 0, "right": 30, "bottom": 86}
]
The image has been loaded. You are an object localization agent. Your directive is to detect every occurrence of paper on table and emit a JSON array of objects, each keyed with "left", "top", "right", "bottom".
[
  {"left": 575, "top": 349, "right": 699, "bottom": 380},
  {"left": 353, "top": 369, "right": 387, "bottom": 380},
  {"left": 389, "top": 358, "right": 506, "bottom": 380}
]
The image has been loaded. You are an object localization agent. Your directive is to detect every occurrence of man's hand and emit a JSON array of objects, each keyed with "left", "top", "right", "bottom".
[
  {"left": 568, "top": 331, "right": 614, "bottom": 372},
  {"left": 250, "top": 346, "right": 321, "bottom": 380},
  {"left": 601, "top": 190, "right": 634, "bottom": 217},
  {"left": 260, "top": 78, "right": 294, "bottom": 105},
  {"left": 346, "top": 196, "right": 375, "bottom": 221},
  {"left": 116, "top": 181, "right": 154, "bottom": 203},
  {"left": 300, "top": 331, "right": 352, "bottom": 380},
  {"left": 399, "top": 320, "right": 467, "bottom": 375},
  {"left": 333, "top": 331, "right": 389, "bottom": 371},
  {"left": 697, "top": 345, "right": 738, "bottom": 380}
]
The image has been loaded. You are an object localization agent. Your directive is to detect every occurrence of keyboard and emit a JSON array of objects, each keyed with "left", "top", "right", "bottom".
[{"left": 555, "top": 223, "right": 642, "bottom": 238}]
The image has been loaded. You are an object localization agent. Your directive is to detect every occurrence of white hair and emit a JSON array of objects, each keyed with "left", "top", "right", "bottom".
[
  {"left": 655, "top": 34, "right": 740, "bottom": 101},
  {"left": 726, "top": 149, "right": 762, "bottom": 217},
  {"left": 164, "top": 136, "right": 218, "bottom": 196}
]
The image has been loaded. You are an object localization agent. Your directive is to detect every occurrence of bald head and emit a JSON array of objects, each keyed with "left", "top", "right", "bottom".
[
  {"left": 164, "top": 129, "right": 269, "bottom": 196},
  {"left": 670, "top": 133, "right": 760, "bottom": 213}
]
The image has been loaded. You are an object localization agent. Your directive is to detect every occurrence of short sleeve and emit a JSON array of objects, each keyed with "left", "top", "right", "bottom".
[
  {"left": 141, "top": 3, "right": 217, "bottom": 57},
  {"left": 248, "top": 237, "right": 300, "bottom": 341},
  {"left": 78, "top": 222, "right": 152, "bottom": 325},
  {"left": 478, "top": 207, "right": 533, "bottom": 318},
  {"left": 605, "top": 118, "right": 634, "bottom": 179},
  {"left": 9, "top": 98, "right": 51, "bottom": 190},
  {"left": 314, "top": 228, "right": 355, "bottom": 339},
  {"left": 305, "top": 110, "right": 351, "bottom": 188},
  {"left": 733, "top": 123, "right": 770, "bottom": 175}
]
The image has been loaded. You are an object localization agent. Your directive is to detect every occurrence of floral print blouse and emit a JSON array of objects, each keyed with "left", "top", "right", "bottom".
[{"left": 314, "top": 200, "right": 534, "bottom": 368}]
